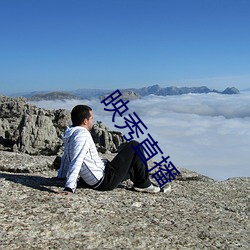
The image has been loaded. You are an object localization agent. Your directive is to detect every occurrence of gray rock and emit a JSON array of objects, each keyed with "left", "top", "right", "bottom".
[
  {"left": 17, "top": 112, "right": 60, "bottom": 155},
  {"left": 0, "top": 96, "right": 125, "bottom": 155},
  {"left": 0, "top": 96, "right": 64, "bottom": 155},
  {"left": 0, "top": 151, "right": 55, "bottom": 173},
  {"left": 100, "top": 89, "right": 141, "bottom": 102},
  {"left": 91, "top": 121, "right": 125, "bottom": 153}
]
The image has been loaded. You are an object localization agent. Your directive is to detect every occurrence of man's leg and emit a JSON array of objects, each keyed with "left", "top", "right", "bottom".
[{"left": 97, "top": 140, "right": 151, "bottom": 191}]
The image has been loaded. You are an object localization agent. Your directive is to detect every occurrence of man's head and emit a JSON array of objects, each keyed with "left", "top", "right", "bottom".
[{"left": 71, "top": 105, "right": 93, "bottom": 131}]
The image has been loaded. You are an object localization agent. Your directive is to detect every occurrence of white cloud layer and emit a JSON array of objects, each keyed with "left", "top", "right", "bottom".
[{"left": 30, "top": 92, "right": 250, "bottom": 181}]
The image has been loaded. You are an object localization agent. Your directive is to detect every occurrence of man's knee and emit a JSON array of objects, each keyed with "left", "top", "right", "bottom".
[
  {"left": 128, "top": 140, "right": 140, "bottom": 147},
  {"left": 118, "top": 140, "right": 140, "bottom": 153}
]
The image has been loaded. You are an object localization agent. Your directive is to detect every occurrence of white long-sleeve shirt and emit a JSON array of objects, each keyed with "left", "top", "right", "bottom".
[{"left": 57, "top": 126, "right": 105, "bottom": 192}]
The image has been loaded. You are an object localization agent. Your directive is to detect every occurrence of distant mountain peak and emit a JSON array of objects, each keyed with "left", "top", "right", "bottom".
[
  {"left": 27, "top": 91, "right": 81, "bottom": 101},
  {"left": 222, "top": 87, "right": 240, "bottom": 94}
]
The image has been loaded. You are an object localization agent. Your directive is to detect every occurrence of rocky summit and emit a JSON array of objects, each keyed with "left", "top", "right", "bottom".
[
  {"left": 0, "top": 96, "right": 124, "bottom": 155},
  {"left": 0, "top": 96, "right": 249, "bottom": 249}
]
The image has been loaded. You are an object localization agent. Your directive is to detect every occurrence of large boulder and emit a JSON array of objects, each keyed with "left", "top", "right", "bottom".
[
  {"left": 91, "top": 121, "right": 125, "bottom": 153},
  {"left": 17, "top": 111, "right": 60, "bottom": 155}
]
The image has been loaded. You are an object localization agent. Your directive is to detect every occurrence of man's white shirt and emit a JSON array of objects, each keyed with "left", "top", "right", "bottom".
[{"left": 57, "top": 126, "right": 105, "bottom": 192}]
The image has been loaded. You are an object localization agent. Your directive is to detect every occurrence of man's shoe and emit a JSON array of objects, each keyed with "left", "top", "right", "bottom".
[{"left": 133, "top": 184, "right": 171, "bottom": 193}]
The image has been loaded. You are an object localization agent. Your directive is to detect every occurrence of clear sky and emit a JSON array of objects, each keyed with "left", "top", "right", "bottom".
[{"left": 0, "top": 0, "right": 249, "bottom": 95}]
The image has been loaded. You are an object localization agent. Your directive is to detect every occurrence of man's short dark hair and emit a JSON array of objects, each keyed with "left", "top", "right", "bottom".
[{"left": 71, "top": 105, "right": 92, "bottom": 126}]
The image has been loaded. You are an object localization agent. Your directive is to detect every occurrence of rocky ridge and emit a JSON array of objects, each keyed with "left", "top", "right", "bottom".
[{"left": 0, "top": 96, "right": 124, "bottom": 155}]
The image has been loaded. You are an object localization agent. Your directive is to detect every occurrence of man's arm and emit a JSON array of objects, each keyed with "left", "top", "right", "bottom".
[{"left": 64, "top": 131, "right": 90, "bottom": 193}]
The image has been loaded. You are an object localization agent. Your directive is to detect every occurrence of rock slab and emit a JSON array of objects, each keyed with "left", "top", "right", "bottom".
[{"left": 0, "top": 151, "right": 249, "bottom": 249}]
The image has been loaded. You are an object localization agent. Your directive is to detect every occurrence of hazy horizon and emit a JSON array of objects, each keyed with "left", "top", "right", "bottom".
[
  {"left": 29, "top": 91, "right": 250, "bottom": 181},
  {"left": 2, "top": 83, "right": 250, "bottom": 98}
]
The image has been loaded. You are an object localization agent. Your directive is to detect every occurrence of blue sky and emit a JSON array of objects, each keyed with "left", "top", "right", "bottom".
[{"left": 0, "top": 0, "right": 249, "bottom": 95}]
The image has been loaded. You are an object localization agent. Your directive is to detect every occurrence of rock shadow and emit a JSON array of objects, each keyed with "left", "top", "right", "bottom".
[{"left": 0, "top": 172, "right": 65, "bottom": 193}]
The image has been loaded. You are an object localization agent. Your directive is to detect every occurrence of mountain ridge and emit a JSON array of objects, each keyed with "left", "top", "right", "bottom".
[
  {"left": 124, "top": 84, "right": 239, "bottom": 96},
  {"left": 8, "top": 84, "right": 240, "bottom": 101}
]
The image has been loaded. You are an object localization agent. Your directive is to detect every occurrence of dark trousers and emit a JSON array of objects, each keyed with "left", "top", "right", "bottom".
[{"left": 97, "top": 140, "right": 151, "bottom": 191}]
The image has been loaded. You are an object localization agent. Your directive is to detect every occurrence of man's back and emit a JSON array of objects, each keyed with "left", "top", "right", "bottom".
[{"left": 58, "top": 126, "right": 105, "bottom": 191}]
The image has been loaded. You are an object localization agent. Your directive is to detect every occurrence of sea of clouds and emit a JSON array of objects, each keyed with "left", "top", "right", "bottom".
[{"left": 29, "top": 92, "right": 250, "bottom": 181}]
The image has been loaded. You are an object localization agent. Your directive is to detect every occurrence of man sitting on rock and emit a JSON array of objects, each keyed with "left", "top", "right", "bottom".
[{"left": 58, "top": 105, "right": 169, "bottom": 193}]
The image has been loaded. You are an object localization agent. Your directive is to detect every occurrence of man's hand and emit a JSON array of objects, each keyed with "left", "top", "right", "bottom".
[
  {"left": 59, "top": 190, "right": 73, "bottom": 195},
  {"left": 63, "top": 187, "right": 74, "bottom": 193},
  {"left": 58, "top": 187, "right": 74, "bottom": 195},
  {"left": 51, "top": 187, "right": 74, "bottom": 195}
]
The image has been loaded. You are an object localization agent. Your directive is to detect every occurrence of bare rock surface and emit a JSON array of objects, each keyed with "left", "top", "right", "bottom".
[
  {"left": 0, "top": 151, "right": 55, "bottom": 173},
  {"left": 0, "top": 151, "right": 249, "bottom": 249}
]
